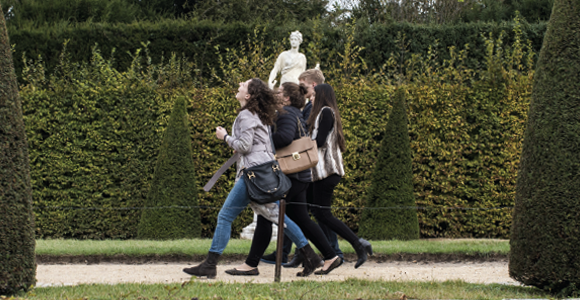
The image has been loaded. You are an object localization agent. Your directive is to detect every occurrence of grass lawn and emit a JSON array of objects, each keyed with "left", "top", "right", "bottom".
[
  {"left": 35, "top": 238, "right": 509, "bottom": 257},
  {"left": 10, "top": 279, "right": 550, "bottom": 300}
]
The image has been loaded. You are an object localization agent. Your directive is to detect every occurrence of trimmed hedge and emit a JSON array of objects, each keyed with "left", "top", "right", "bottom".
[
  {"left": 0, "top": 4, "right": 36, "bottom": 295},
  {"left": 20, "top": 22, "right": 535, "bottom": 239},
  {"left": 21, "top": 46, "right": 253, "bottom": 239},
  {"left": 509, "top": 0, "right": 580, "bottom": 296},
  {"left": 6, "top": 19, "right": 547, "bottom": 85},
  {"left": 21, "top": 46, "right": 168, "bottom": 239},
  {"left": 359, "top": 88, "right": 419, "bottom": 240},
  {"left": 137, "top": 97, "right": 201, "bottom": 240}
]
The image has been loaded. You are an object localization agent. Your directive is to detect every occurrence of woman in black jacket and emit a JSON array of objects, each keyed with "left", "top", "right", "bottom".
[{"left": 226, "top": 82, "right": 342, "bottom": 277}]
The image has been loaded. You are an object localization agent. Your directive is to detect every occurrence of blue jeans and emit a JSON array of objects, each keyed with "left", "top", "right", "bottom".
[{"left": 209, "top": 179, "right": 308, "bottom": 254}]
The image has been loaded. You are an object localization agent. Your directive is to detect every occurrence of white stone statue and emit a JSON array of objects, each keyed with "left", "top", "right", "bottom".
[{"left": 268, "top": 31, "right": 307, "bottom": 89}]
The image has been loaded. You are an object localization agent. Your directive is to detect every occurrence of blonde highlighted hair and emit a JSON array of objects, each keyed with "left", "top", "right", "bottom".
[{"left": 298, "top": 69, "right": 325, "bottom": 85}]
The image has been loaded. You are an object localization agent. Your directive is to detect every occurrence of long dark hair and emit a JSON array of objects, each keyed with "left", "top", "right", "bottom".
[
  {"left": 307, "top": 84, "right": 346, "bottom": 152},
  {"left": 239, "top": 78, "right": 277, "bottom": 126},
  {"left": 281, "top": 82, "right": 307, "bottom": 109}
]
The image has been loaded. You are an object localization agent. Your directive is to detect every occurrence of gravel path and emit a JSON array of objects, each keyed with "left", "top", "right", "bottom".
[{"left": 36, "top": 260, "right": 518, "bottom": 287}]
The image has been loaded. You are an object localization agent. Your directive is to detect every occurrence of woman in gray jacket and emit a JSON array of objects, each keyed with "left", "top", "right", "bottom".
[
  {"left": 226, "top": 82, "right": 341, "bottom": 278},
  {"left": 183, "top": 78, "right": 310, "bottom": 279}
]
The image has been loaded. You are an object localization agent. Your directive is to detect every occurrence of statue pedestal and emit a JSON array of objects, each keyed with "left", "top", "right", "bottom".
[{"left": 240, "top": 213, "right": 278, "bottom": 241}]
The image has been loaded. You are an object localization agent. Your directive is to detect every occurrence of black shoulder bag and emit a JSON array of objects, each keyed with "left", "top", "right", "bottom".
[{"left": 241, "top": 127, "right": 292, "bottom": 204}]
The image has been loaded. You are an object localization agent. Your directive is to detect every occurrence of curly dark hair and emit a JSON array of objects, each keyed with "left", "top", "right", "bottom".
[
  {"left": 281, "top": 82, "right": 307, "bottom": 109},
  {"left": 239, "top": 78, "right": 278, "bottom": 126}
]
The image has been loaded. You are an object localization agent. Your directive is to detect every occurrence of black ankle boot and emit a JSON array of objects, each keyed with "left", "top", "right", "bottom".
[
  {"left": 359, "top": 238, "right": 373, "bottom": 255},
  {"left": 283, "top": 249, "right": 303, "bottom": 268},
  {"left": 354, "top": 241, "right": 368, "bottom": 269},
  {"left": 296, "top": 245, "right": 323, "bottom": 277},
  {"left": 183, "top": 252, "right": 220, "bottom": 279},
  {"left": 261, "top": 251, "right": 288, "bottom": 264}
]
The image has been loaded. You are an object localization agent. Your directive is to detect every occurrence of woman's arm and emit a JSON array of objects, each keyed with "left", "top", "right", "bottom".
[
  {"left": 315, "top": 108, "right": 334, "bottom": 148},
  {"left": 226, "top": 111, "right": 258, "bottom": 154},
  {"left": 272, "top": 112, "right": 297, "bottom": 149}
]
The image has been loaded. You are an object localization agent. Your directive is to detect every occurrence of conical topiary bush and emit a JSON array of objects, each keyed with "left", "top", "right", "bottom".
[
  {"left": 0, "top": 4, "right": 36, "bottom": 295},
  {"left": 138, "top": 96, "right": 201, "bottom": 239},
  {"left": 359, "top": 88, "right": 419, "bottom": 240},
  {"left": 509, "top": 0, "right": 580, "bottom": 296}
]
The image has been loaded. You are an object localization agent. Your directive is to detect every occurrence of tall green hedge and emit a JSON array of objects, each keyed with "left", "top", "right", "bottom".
[
  {"left": 6, "top": 19, "right": 547, "bottom": 85},
  {"left": 509, "top": 0, "right": 580, "bottom": 296},
  {"left": 21, "top": 45, "right": 252, "bottom": 239},
  {"left": 359, "top": 88, "right": 419, "bottom": 240},
  {"left": 138, "top": 97, "right": 201, "bottom": 240},
  {"left": 21, "top": 45, "right": 169, "bottom": 239},
  {"left": 0, "top": 4, "right": 36, "bottom": 295},
  {"left": 19, "top": 23, "right": 536, "bottom": 239}
]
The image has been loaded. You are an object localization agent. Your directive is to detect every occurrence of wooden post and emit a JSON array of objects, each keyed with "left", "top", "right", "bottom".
[{"left": 274, "top": 199, "right": 286, "bottom": 282}]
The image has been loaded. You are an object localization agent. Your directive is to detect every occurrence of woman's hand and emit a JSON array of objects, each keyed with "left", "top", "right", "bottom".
[{"left": 216, "top": 126, "right": 228, "bottom": 141}]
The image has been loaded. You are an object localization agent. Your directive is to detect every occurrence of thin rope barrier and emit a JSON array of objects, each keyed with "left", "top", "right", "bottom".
[{"left": 32, "top": 204, "right": 514, "bottom": 211}]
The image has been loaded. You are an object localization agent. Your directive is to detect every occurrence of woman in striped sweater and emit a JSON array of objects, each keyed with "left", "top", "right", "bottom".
[{"left": 307, "top": 84, "right": 373, "bottom": 272}]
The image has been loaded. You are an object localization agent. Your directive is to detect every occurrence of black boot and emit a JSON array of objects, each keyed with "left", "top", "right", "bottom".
[
  {"left": 296, "top": 245, "right": 323, "bottom": 277},
  {"left": 261, "top": 251, "right": 288, "bottom": 264},
  {"left": 359, "top": 238, "right": 373, "bottom": 255},
  {"left": 283, "top": 249, "right": 303, "bottom": 268},
  {"left": 183, "top": 252, "right": 220, "bottom": 279},
  {"left": 261, "top": 235, "right": 292, "bottom": 264},
  {"left": 354, "top": 240, "right": 369, "bottom": 269}
]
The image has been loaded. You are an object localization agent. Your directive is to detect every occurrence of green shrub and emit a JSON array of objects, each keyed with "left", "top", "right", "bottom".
[
  {"left": 509, "top": 0, "right": 580, "bottom": 296},
  {"left": 461, "top": 0, "right": 554, "bottom": 23},
  {"left": 0, "top": 0, "right": 171, "bottom": 26},
  {"left": 21, "top": 44, "right": 171, "bottom": 239},
  {"left": 21, "top": 44, "right": 252, "bottom": 239},
  {"left": 138, "top": 97, "right": 201, "bottom": 239},
  {"left": 1, "top": 0, "right": 327, "bottom": 27},
  {"left": 359, "top": 88, "right": 419, "bottom": 240},
  {"left": 5, "top": 19, "right": 547, "bottom": 85},
  {"left": 0, "top": 4, "right": 35, "bottom": 295}
]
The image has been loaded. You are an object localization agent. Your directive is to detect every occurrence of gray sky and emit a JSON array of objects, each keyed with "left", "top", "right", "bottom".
[{"left": 327, "top": 0, "right": 359, "bottom": 11}]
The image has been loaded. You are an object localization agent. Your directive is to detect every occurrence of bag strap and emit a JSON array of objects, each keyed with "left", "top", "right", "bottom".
[
  {"left": 296, "top": 116, "right": 307, "bottom": 137},
  {"left": 203, "top": 152, "right": 241, "bottom": 192},
  {"left": 268, "top": 126, "right": 277, "bottom": 155}
]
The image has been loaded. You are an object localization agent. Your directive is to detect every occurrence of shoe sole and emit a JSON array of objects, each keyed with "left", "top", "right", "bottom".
[
  {"left": 314, "top": 257, "right": 342, "bottom": 275},
  {"left": 225, "top": 269, "right": 260, "bottom": 276},
  {"left": 183, "top": 270, "right": 216, "bottom": 279},
  {"left": 260, "top": 259, "right": 288, "bottom": 265}
]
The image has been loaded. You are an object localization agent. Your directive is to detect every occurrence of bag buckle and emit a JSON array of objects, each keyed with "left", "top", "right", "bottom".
[
  {"left": 292, "top": 152, "right": 301, "bottom": 161},
  {"left": 247, "top": 171, "right": 255, "bottom": 179},
  {"left": 272, "top": 165, "right": 280, "bottom": 171}
]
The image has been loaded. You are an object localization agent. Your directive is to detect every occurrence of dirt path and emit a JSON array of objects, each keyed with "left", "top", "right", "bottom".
[{"left": 36, "top": 260, "right": 518, "bottom": 287}]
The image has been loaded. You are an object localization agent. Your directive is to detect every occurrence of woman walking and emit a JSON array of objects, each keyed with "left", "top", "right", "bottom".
[
  {"left": 182, "top": 78, "right": 310, "bottom": 279},
  {"left": 307, "top": 84, "right": 373, "bottom": 271},
  {"left": 226, "top": 82, "right": 342, "bottom": 277}
]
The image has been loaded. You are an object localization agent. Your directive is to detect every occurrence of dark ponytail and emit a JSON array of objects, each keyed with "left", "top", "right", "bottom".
[{"left": 281, "top": 82, "right": 307, "bottom": 109}]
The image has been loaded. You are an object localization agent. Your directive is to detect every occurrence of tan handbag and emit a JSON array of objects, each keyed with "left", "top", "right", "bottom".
[{"left": 275, "top": 117, "right": 319, "bottom": 174}]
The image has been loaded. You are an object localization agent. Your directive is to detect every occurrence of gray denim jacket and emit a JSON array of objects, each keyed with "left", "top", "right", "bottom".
[{"left": 225, "top": 109, "right": 275, "bottom": 180}]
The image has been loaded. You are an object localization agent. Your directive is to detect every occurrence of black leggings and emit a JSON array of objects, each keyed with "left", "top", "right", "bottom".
[
  {"left": 310, "top": 174, "right": 362, "bottom": 249},
  {"left": 246, "top": 179, "right": 336, "bottom": 267}
]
